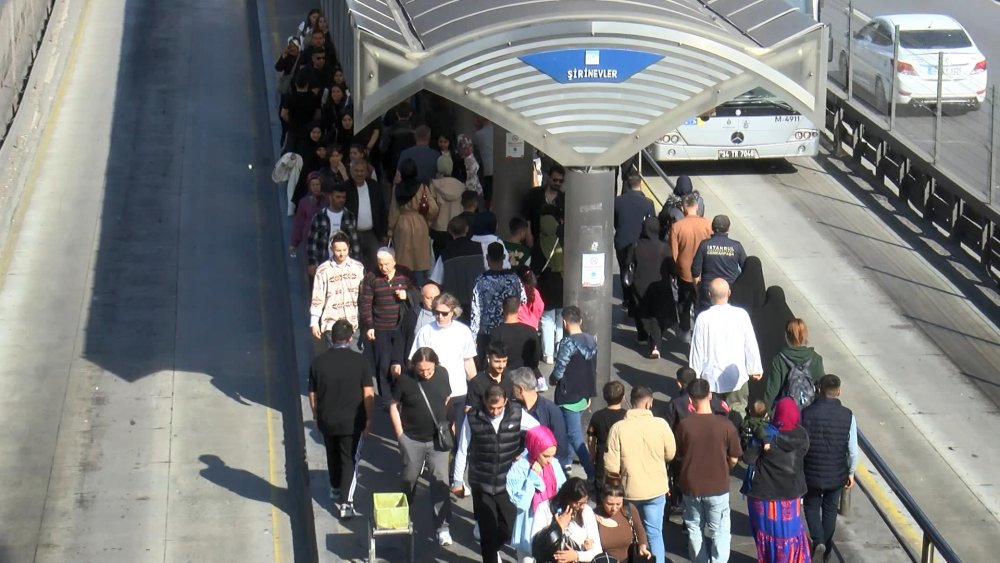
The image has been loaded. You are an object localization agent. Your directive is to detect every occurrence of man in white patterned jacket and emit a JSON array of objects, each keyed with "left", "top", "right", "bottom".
[{"left": 311, "top": 231, "right": 366, "bottom": 349}]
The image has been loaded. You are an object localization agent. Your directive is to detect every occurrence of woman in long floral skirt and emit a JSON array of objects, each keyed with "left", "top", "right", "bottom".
[{"left": 743, "top": 397, "right": 813, "bottom": 562}]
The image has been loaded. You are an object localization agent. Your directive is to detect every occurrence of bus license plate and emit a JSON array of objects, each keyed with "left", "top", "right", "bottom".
[{"left": 718, "top": 149, "right": 758, "bottom": 159}]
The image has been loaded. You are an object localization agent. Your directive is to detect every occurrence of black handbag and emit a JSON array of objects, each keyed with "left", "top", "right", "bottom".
[
  {"left": 624, "top": 505, "right": 654, "bottom": 563},
  {"left": 416, "top": 381, "right": 452, "bottom": 452}
]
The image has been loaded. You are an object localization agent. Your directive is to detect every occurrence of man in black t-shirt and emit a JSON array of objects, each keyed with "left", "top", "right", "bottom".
[
  {"left": 389, "top": 347, "right": 454, "bottom": 546},
  {"left": 465, "top": 341, "right": 512, "bottom": 414},
  {"left": 308, "top": 320, "right": 374, "bottom": 519},
  {"left": 586, "top": 381, "right": 627, "bottom": 495},
  {"left": 489, "top": 295, "right": 541, "bottom": 373}
]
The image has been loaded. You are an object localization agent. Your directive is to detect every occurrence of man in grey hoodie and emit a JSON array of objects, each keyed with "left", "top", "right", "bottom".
[{"left": 550, "top": 306, "right": 597, "bottom": 478}]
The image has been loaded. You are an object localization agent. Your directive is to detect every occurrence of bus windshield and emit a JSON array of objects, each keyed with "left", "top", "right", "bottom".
[{"left": 719, "top": 88, "right": 796, "bottom": 113}]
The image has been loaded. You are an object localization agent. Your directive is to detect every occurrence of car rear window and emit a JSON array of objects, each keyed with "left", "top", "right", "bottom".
[{"left": 899, "top": 29, "right": 973, "bottom": 49}]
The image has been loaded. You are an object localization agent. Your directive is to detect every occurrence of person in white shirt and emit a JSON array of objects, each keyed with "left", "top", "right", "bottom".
[
  {"left": 688, "top": 277, "right": 763, "bottom": 420},
  {"left": 530, "top": 477, "right": 604, "bottom": 563},
  {"left": 410, "top": 292, "right": 478, "bottom": 431},
  {"left": 310, "top": 232, "right": 365, "bottom": 349},
  {"left": 345, "top": 158, "right": 388, "bottom": 270}
]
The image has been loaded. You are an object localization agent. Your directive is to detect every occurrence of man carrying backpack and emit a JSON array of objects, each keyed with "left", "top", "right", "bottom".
[{"left": 764, "top": 318, "right": 826, "bottom": 409}]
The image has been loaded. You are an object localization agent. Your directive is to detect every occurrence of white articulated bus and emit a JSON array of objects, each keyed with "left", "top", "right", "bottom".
[{"left": 649, "top": 0, "right": 821, "bottom": 162}]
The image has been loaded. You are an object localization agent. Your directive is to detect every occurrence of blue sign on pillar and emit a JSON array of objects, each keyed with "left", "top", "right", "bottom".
[{"left": 520, "top": 49, "right": 663, "bottom": 84}]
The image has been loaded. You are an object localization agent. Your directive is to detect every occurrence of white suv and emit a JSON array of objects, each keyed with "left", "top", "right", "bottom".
[{"left": 839, "top": 14, "right": 987, "bottom": 111}]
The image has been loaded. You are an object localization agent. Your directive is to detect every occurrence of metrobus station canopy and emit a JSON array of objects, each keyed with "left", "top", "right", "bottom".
[{"left": 332, "top": 0, "right": 827, "bottom": 167}]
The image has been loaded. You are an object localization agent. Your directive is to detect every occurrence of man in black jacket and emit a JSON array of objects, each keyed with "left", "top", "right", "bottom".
[
  {"left": 451, "top": 384, "right": 539, "bottom": 563},
  {"left": 344, "top": 159, "right": 388, "bottom": 270},
  {"left": 691, "top": 214, "right": 747, "bottom": 309},
  {"left": 430, "top": 216, "right": 485, "bottom": 324},
  {"left": 613, "top": 168, "right": 654, "bottom": 297},
  {"left": 801, "top": 374, "right": 858, "bottom": 561}
]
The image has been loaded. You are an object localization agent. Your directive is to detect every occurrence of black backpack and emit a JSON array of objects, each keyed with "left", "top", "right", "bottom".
[{"left": 780, "top": 353, "right": 815, "bottom": 409}]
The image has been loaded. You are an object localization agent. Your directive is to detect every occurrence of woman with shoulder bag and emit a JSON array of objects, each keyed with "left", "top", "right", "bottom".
[
  {"left": 389, "top": 158, "right": 439, "bottom": 286},
  {"left": 531, "top": 478, "right": 603, "bottom": 562},
  {"left": 595, "top": 481, "right": 653, "bottom": 563},
  {"left": 388, "top": 347, "right": 455, "bottom": 546}
]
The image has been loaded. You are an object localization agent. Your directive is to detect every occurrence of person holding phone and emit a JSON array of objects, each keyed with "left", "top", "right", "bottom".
[{"left": 530, "top": 478, "right": 603, "bottom": 562}]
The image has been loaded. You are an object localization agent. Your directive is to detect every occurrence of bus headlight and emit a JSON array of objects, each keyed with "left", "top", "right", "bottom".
[
  {"left": 791, "top": 129, "right": 819, "bottom": 141},
  {"left": 658, "top": 134, "right": 681, "bottom": 144}
]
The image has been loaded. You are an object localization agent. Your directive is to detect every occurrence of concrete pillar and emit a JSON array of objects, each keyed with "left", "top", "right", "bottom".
[
  {"left": 491, "top": 126, "right": 533, "bottom": 238},
  {"left": 562, "top": 167, "right": 616, "bottom": 412}
]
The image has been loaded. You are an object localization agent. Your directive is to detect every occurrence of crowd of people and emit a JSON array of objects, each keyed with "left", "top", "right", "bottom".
[{"left": 281, "top": 7, "right": 860, "bottom": 563}]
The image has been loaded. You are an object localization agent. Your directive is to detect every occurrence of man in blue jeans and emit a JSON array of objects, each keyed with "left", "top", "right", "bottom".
[
  {"left": 675, "top": 378, "right": 743, "bottom": 562},
  {"left": 550, "top": 306, "right": 596, "bottom": 478},
  {"left": 605, "top": 385, "right": 676, "bottom": 563}
]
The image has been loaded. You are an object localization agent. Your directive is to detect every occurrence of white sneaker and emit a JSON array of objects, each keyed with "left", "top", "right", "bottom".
[
  {"left": 437, "top": 528, "right": 453, "bottom": 546},
  {"left": 536, "top": 376, "right": 549, "bottom": 392},
  {"left": 543, "top": 355, "right": 554, "bottom": 365},
  {"left": 473, "top": 522, "right": 480, "bottom": 540},
  {"left": 463, "top": 484, "right": 472, "bottom": 497}
]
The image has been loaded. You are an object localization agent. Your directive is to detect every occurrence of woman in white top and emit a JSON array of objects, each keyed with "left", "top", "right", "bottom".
[{"left": 530, "top": 477, "right": 603, "bottom": 562}]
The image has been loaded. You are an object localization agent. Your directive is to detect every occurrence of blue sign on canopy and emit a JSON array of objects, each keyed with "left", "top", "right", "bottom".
[{"left": 520, "top": 49, "right": 663, "bottom": 84}]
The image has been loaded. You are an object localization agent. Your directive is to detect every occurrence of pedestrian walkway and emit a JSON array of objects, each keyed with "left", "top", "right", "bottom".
[{"left": 257, "top": 3, "right": 910, "bottom": 562}]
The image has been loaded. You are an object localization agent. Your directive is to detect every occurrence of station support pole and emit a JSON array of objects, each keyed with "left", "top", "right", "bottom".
[
  {"left": 562, "top": 167, "right": 616, "bottom": 414},
  {"left": 491, "top": 126, "right": 533, "bottom": 238}
]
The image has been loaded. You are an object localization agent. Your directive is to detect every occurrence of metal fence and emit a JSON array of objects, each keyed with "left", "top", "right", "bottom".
[
  {"left": 0, "top": 0, "right": 56, "bottom": 145},
  {"left": 823, "top": 0, "right": 997, "bottom": 206}
]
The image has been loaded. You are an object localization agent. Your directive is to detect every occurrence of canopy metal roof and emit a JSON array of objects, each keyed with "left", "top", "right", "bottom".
[{"left": 329, "top": 0, "right": 827, "bottom": 166}]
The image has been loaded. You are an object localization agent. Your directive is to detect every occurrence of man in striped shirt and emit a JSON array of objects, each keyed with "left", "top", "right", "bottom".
[{"left": 359, "top": 247, "right": 417, "bottom": 399}]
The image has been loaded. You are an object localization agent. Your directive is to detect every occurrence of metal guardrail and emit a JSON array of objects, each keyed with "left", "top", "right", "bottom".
[
  {"left": 637, "top": 147, "right": 963, "bottom": 563},
  {"left": 821, "top": 1, "right": 1000, "bottom": 285}
]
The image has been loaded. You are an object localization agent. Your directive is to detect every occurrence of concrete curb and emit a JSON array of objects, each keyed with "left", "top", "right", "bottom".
[{"left": 0, "top": 0, "right": 78, "bottom": 285}]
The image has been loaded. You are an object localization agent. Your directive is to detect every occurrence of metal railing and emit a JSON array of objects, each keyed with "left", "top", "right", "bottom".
[
  {"left": 636, "top": 147, "right": 963, "bottom": 563},
  {"left": 825, "top": 0, "right": 997, "bottom": 207}
]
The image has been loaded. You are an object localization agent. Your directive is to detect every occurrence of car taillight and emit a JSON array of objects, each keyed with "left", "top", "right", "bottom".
[
  {"left": 897, "top": 61, "right": 917, "bottom": 75},
  {"left": 973, "top": 60, "right": 987, "bottom": 74}
]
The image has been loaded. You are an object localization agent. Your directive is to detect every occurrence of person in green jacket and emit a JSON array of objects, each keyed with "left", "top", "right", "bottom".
[{"left": 764, "top": 318, "right": 826, "bottom": 408}]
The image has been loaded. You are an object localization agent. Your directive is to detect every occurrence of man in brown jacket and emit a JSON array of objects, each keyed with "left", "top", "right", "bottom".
[
  {"left": 604, "top": 385, "right": 676, "bottom": 563},
  {"left": 670, "top": 194, "right": 712, "bottom": 343}
]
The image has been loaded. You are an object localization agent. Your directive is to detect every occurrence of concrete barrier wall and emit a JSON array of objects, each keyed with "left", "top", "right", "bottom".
[{"left": 0, "top": 0, "right": 56, "bottom": 144}]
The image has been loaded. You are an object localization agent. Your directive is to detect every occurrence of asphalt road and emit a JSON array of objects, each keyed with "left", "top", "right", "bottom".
[
  {"left": 0, "top": 0, "right": 308, "bottom": 560},
  {"left": 821, "top": 0, "right": 999, "bottom": 202}
]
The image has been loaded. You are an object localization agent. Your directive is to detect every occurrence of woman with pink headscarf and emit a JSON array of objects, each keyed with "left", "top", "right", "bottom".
[
  {"left": 743, "top": 397, "right": 812, "bottom": 563},
  {"left": 506, "top": 425, "right": 567, "bottom": 562}
]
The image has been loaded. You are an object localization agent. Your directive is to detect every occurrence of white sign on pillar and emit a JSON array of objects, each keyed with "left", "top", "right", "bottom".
[
  {"left": 505, "top": 132, "right": 525, "bottom": 158},
  {"left": 581, "top": 253, "right": 605, "bottom": 288}
]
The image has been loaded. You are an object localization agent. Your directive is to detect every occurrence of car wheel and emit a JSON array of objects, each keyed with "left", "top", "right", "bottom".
[
  {"left": 874, "top": 77, "right": 889, "bottom": 114},
  {"left": 838, "top": 52, "right": 849, "bottom": 86}
]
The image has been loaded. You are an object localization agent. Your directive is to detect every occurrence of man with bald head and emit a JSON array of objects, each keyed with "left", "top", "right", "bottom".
[{"left": 688, "top": 278, "right": 763, "bottom": 421}]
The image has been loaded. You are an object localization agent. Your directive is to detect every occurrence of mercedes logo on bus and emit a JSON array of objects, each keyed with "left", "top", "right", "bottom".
[{"left": 731, "top": 132, "right": 745, "bottom": 145}]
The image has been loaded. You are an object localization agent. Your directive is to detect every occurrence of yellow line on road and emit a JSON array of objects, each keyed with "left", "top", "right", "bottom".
[
  {"left": 254, "top": 141, "right": 285, "bottom": 563},
  {"left": 855, "top": 461, "right": 922, "bottom": 553},
  {"left": 260, "top": 1, "right": 287, "bottom": 560},
  {"left": 0, "top": 0, "right": 94, "bottom": 293}
]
